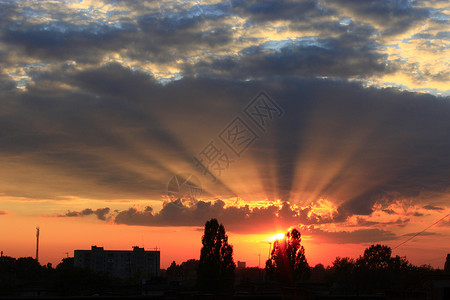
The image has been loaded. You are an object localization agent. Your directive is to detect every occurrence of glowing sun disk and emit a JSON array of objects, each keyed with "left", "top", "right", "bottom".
[{"left": 270, "top": 233, "right": 285, "bottom": 241}]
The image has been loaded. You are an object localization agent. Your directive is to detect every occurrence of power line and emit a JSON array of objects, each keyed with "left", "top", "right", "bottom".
[{"left": 392, "top": 213, "right": 450, "bottom": 250}]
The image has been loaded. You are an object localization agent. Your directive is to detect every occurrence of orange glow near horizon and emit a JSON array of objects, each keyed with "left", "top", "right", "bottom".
[
  {"left": 1, "top": 196, "right": 449, "bottom": 270},
  {"left": 0, "top": 209, "right": 449, "bottom": 270}
]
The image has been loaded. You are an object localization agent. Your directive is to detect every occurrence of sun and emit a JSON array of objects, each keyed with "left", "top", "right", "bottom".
[{"left": 270, "top": 233, "right": 285, "bottom": 241}]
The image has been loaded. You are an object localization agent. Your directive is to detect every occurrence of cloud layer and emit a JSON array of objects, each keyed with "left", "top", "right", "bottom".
[{"left": 0, "top": 0, "right": 448, "bottom": 93}]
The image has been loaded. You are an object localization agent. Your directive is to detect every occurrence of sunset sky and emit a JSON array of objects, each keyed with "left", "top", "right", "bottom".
[{"left": 0, "top": 0, "right": 449, "bottom": 269}]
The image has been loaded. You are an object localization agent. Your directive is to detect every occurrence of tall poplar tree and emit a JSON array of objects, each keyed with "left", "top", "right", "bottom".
[{"left": 197, "top": 218, "right": 235, "bottom": 293}]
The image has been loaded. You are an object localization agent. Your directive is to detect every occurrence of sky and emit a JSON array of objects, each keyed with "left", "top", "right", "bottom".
[{"left": 0, "top": 0, "right": 449, "bottom": 269}]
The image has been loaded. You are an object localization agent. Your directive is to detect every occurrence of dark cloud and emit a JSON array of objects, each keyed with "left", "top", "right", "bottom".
[
  {"left": 0, "top": 0, "right": 442, "bottom": 91},
  {"left": 58, "top": 207, "right": 111, "bottom": 221},
  {"left": 0, "top": 64, "right": 248, "bottom": 200},
  {"left": 183, "top": 38, "right": 391, "bottom": 79},
  {"left": 0, "top": 210, "right": 7, "bottom": 216},
  {"left": 326, "top": 0, "right": 430, "bottom": 36},
  {"left": 0, "top": 73, "right": 16, "bottom": 91},
  {"left": 353, "top": 217, "right": 410, "bottom": 227},
  {"left": 0, "top": 1, "right": 234, "bottom": 67},
  {"left": 114, "top": 200, "right": 336, "bottom": 233},
  {"left": 2, "top": 26, "right": 134, "bottom": 64},
  {"left": 306, "top": 226, "right": 398, "bottom": 244},
  {"left": 270, "top": 79, "right": 449, "bottom": 215},
  {"left": 231, "top": 0, "right": 331, "bottom": 22},
  {"left": 423, "top": 205, "right": 445, "bottom": 211},
  {"left": 137, "top": 3, "right": 233, "bottom": 41},
  {"left": 0, "top": 1, "right": 23, "bottom": 27},
  {"left": 402, "top": 231, "right": 437, "bottom": 237},
  {"left": 65, "top": 202, "right": 401, "bottom": 243},
  {"left": 0, "top": 65, "right": 448, "bottom": 213},
  {"left": 94, "top": 208, "right": 111, "bottom": 221},
  {"left": 231, "top": 0, "right": 430, "bottom": 39},
  {"left": 179, "top": 11, "right": 387, "bottom": 81}
]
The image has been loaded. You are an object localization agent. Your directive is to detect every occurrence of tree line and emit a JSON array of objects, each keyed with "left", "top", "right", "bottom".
[
  {"left": 1, "top": 218, "right": 449, "bottom": 297},
  {"left": 193, "top": 219, "right": 450, "bottom": 296},
  {"left": 0, "top": 256, "right": 116, "bottom": 296}
]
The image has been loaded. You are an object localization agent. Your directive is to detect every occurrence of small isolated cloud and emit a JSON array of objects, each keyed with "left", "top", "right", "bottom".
[
  {"left": 423, "top": 205, "right": 445, "bottom": 211},
  {"left": 402, "top": 231, "right": 437, "bottom": 237},
  {"left": 353, "top": 217, "right": 410, "bottom": 228},
  {"left": 57, "top": 207, "right": 111, "bottom": 221},
  {"left": 0, "top": 210, "right": 8, "bottom": 216},
  {"left": 306, "top": 226, "right": 398, "bottom": 244}
]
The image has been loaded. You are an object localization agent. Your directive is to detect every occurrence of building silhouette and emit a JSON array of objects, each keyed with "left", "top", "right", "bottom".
[
  {"left": 74, "top": 246, "right": 160, "bottom": 279},
  {"left": 237, "top": 261, "right": 246, "bottom": 269}
]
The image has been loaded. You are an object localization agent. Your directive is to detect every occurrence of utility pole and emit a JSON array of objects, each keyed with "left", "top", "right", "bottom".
[
  {"left": 260, "top": 241, "right": 273, "bottom": 260},
  {"left": 35, "top": 226, "right": 40, "bottom": 262},
  {"left": 257, "top": 253, "right": 264, "bottom": 281}
]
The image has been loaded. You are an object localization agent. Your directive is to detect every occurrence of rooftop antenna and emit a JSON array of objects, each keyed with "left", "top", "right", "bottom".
[{"left": 35, "top": 226, "right": 40, "bottom": 262}]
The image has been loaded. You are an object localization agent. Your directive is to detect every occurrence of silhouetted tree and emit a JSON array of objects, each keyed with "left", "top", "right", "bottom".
[
  {"left": 0, "top": 256, "right": 19, "bottom": 295},
  {"left": 331, "top": 257, "right": 355, "bottom": 274},
  {"left": 52, "top": 257, "right": 112, "bottom": 296},
  {"left": 357, "top": 244, "right": 393, "bottom": 271},
  {"left": 167, "top": 259, "right": 199, "bottom": 286},
  {"left": 356, "top": 244, "right": 410, "bottom": 272},
  {"left": 197, "top": 218, "right": 235, "bottom": 293},
  {"left": 356, "top": 244, "right": 410, "bottom": 292},
  {"left": 166, "top": 261, "right": 181, "bottom": 280},
  {"left": 329, "top": 257, "right": 356, "bottom": 294},
  {"left": 15, "top": 257, "right": 42, "bottom": 282},
  {"left": 0, "top": 256, "right": 47, "bottom": 295},
  {"left": 180, "top": 259, "right": 200, "bottom": 286},
  {"left": 265, "top": 228, "right": 310, "bottom": 285},
  {"left": 324, "top": 248, "right": 443, "bottom": 295},
  {"left": 310, "top": 263, "right": 326, "bottom": 283}
]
